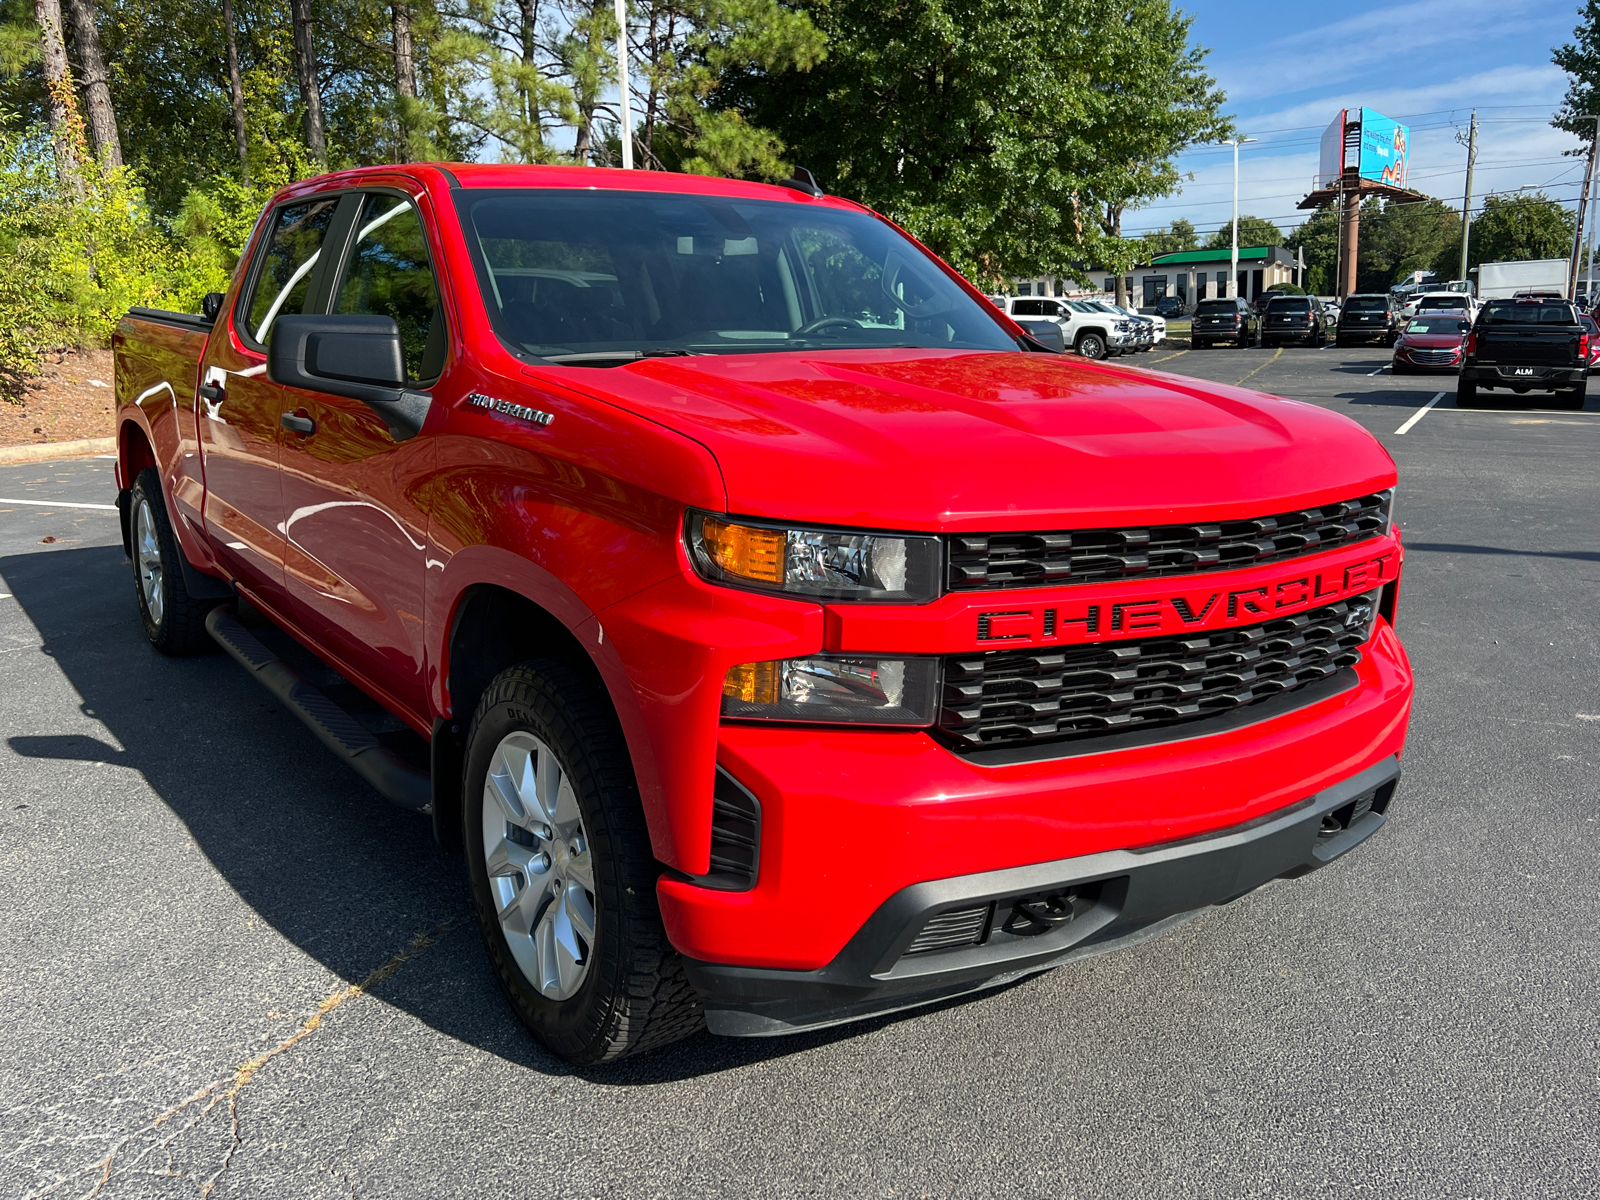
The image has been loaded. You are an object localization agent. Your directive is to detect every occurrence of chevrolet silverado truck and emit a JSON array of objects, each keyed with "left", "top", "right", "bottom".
[
  {"left": 114, "top": 163, "right": 1413, "bottom": 1063},
  {"left": 1457, "top": 296, "right": 1589, "bottom": 409}
]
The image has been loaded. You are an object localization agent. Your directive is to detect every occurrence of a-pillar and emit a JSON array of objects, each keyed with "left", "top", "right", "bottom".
[{"left": 1341, "top": 194, "right": 1360, "bottom": 297}]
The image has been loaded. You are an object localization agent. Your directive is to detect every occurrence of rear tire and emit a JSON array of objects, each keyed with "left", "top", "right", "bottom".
[
  {"left": 1076, "top": 331, "right": 1107, "bottom": 360},
  {"left": 1555, "top": 382, "right": 1588, "bottom": 410},
  {"left": 130, "top": 468, "right": 220, "bottom": 656},
  {"left": 1456, "top": 378, "right": 1480, "bottom": 408},
  {"left": 463, "top": 659, "right": 703, "bottom": 1064}
]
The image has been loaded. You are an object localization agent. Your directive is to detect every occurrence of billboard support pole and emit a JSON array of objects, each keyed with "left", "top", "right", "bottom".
[
  {"left": 1457, "top": 110, "right": 1476, "bottom": 288},
  {"left": 1341, "top": 190, "right": 1360, "bottom": 298}
]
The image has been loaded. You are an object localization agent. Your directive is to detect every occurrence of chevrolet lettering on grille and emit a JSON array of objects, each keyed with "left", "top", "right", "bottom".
[{"left": 975, "top": 551, "right": 1396, "bottom": 646}]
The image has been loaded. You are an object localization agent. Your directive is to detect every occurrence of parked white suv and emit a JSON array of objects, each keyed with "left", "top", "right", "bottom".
[
  {"left": 1404, "top": 291, "right": 1478, "bottom": 321},
  {"left": 999, "top": 296, "right": 1136, "bottom": 359}
]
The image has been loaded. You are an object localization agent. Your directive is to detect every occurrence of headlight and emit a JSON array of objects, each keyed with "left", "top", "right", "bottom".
[
  {"left": 686, "top": 511, "right": 941, "bottom": 603},
  {"left": 722, "top": 656, "right": 939, "bottom": 725}
]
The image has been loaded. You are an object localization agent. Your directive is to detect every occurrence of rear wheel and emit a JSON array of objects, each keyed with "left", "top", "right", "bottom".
[
  {"left": 1456, "top": 378, "right": 1480, "bottom": 408},
  {"left": 1076, "top": 331, "right": 1107, "bottom": 360},
  {"left": 464, "top": 660, "right": 702, "bottom": 1063},
  {"left": 130, "top": 468, "right": 220, "bottom": 655},
  {"left": 1555, "top": 382, "right": 1588, "bottom": 410}
]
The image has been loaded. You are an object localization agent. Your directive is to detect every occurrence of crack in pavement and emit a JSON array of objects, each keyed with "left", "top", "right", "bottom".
[{"left": 20, "top": 912, "right": 469, "bottom": 1200}]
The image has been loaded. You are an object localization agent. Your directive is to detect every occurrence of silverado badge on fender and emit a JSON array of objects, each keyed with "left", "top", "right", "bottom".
[{"left": 468, "top": 392, "right": 554, "bottom": 426}]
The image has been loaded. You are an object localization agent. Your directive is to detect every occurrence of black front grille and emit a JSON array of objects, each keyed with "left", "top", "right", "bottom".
[
  {"left": 938, "top": 596, "right": 1375, "bottom": 752},
  {"left": 947, "top": 492, "right": 1389, "bottom": 591}
]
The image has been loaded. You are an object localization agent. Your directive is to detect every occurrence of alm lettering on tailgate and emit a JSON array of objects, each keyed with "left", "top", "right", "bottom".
[{"left": 975, "top": 552, "right": 1395, "bottom": 645}]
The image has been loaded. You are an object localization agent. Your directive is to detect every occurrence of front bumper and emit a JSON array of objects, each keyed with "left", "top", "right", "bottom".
[
  {"left": 1394, "top": 347, "right": 1463, "bottom": 371},
  {"left": 658, "top": 619, "right": 1411, "bottom": 970},
  {"left": 687, "top": 755, "right": 1400, "bottom": 1036}
]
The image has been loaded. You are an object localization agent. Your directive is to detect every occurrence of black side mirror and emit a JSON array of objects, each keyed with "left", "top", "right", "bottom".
[
  {"left": 201, "top": 292, "right": 225, "bottom": 322},
  {"left": 266, "top": 314, "right": 431, "bottom": 441}
]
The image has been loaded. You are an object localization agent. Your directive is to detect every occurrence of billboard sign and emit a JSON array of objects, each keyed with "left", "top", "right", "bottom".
[
  {"left": 1318, "top": 110, "right": 1347, "bottom": 188},
  {"left": 1357, "top": 108, "right": 1409, "bottom": 188}
]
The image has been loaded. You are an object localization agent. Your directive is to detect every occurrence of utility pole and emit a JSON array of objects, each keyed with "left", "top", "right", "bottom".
[
  {"left": 1222, "top": 137, "right": 1256, "bottom": 298},
  {"left": 614, "top": 0, "right": 632, "bottom": 169},
  {"left": 1568, "top": 113, "right": 1599, "bottom": 300},
  {"left": 1457, "top": 110, "right": 1477, "bottom": 287}
]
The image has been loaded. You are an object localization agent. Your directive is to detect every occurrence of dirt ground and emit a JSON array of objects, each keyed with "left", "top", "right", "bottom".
[{"left": 1, "top": 347, "right": 116, "bottom": 447}]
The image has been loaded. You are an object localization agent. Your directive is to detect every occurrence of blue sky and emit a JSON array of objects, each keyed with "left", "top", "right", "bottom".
[{"left": 1125, "top": 0, "right": 1590, "bottom": 240}]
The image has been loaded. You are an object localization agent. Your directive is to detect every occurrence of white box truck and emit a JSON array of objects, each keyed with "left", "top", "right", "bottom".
[{"left": 1476, "top": 259, "right": 1570, "bottom": 300}]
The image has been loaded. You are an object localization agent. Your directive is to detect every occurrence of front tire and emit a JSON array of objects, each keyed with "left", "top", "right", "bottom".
[
  {"left": 1076, "top": 332, "right": 1107, "bottom": 360},
  {"left": 464, "top": 660, "right": 702, "bottom": 1063},
  {"left": 130, "top": 468, "right": 219, "bottom": 655}
]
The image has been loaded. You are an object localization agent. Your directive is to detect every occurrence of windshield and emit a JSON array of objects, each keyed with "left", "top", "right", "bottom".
[
  {"left": 1266, "top": 298, "right": 1311, "bottom": 311},
  {"left": 1345, "top": 297, "right": 1387, "bottom": 312},
  {"left": 1197, "top": 300, "right": 1237, "bottom": 314},
  {"left": 1481, "top": 299, "right": 1579, "bottom": 325},
  {"left": 1406, "top": 318, "right": 1469, "bottom": 334},
  {"left": 454, "top": 189, "right": 1015, "bottom": 361}
]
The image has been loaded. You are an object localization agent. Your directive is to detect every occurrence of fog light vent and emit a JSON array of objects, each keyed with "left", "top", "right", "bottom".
[{"left": 905, "top": 905, "right": 992, "bottom": 955}]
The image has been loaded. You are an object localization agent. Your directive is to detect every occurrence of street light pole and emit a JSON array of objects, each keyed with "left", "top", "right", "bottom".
[
  {"left": 614, "top": 0, "right": 632, "bottom": 169},
  {"left": 1223, "top": 137, "right": 1257, "bottom": 298}
]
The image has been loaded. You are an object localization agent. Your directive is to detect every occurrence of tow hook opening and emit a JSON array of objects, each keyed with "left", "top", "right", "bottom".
[{"left": 1318, "top": 779, "right": 1397, "bottom": 840}]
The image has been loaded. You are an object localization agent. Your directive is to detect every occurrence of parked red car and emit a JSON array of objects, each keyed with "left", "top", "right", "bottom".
[
  {"left": 113, "top": 163, "right": 1412, "bottom": 1062},
  {"left": 1392, "top": 315, "right": 1471, "bottom": 374},
  {"left": 1582, "top": 316, "right": 1600, "bottom": 368}
]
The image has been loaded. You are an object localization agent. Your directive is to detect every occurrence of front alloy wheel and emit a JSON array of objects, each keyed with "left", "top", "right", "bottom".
[{"left": 481, "top": 731, "right": 597, "bottom": 1001}]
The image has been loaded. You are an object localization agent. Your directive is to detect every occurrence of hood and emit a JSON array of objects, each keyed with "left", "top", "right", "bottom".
[
  {"left": 1399, "top": 334, "right": 1465, "bottom": 348},
  {"left": 548, "top": 349, "right": 1396, "bottom": 532}
]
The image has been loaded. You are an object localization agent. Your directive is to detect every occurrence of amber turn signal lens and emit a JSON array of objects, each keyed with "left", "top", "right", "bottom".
[
  {"left": 699, "top": 516, "right": 783, "bottom": 584},
  {"left": 723, "top": 661, "right": 780, "bottom": 704}
]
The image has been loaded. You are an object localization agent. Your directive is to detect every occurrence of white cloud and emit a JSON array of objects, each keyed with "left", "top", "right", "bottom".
[{"left": 1211, "top": 0, "right": 1568, "bottom": 102}]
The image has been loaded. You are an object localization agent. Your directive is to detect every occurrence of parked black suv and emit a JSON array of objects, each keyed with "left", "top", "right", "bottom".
[
  {"left": 1262, "top": 295, "right": 1331, "bottom": 347},
  {"left": 1336, "top": 294, "right": 1402, "bottom": 347},
  {"left": 1154, "top": 295, "right": 1185, "bottom": 318},
  {"left": 1191, "top": 297, "right": 1259, "bottom": 348}
]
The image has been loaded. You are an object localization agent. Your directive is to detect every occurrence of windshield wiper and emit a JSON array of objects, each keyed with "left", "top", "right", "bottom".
[{"left": 539, "top": 348, "right": 701, "bottom": 365}]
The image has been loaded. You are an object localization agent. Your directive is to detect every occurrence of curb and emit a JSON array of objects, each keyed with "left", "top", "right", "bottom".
[{"left": 0, "top": 437, "right": 116, "bottom": 465}]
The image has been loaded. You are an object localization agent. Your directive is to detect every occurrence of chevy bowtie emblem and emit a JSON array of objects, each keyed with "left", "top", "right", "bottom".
[{"left": 467, "top": 392, "right": 554, "bottom": 427}]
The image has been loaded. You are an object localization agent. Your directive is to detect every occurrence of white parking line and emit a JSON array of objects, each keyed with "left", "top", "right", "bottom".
[
  {"left": 0, "top": 496, "right": 117, "bottom": 511},
  {"left": 1367, "top": 365, "right": 1388, "bottom": 376},
  {"left": 1395, "top": 392, "right": 1447, "bottom": 435}
]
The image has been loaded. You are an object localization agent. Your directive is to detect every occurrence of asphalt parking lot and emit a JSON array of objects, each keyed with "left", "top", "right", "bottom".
[{"left": 3, "top": 345, "right": 1598, "bottom": 1198}]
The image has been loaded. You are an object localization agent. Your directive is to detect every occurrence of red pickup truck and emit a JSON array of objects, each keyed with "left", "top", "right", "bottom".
[{"left": 114, "top": 163, "right": 1412, "bottom": 1063}]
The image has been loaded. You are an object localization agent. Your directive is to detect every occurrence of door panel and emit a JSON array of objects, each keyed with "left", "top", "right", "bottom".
[
  {"left": 199, "top": 195, "right": 343, "bottom": 602},
  {"left": 278, "top": 191, "right": 443, "bottom": 719}
]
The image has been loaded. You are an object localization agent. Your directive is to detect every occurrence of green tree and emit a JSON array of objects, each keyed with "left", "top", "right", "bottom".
[
  {"left": 1469, "top": 192, "right": 1576, "bottom": 269},
  {"left": 1355, "top": 196, "right": 1460, "bottom": 291},
  {"left": 1205, "top": 214, "right": 1283, "bottom": 250},
  {"left": 723, "top": 0, "right": 1230, "bottom": 288},
  {"left": 1285, "top": 203, "right": 1338, "bottom": 294},
  {"left": 1142, "top": 217, "right": 1198, "bottom": 259},
  {"left": 1553, "top": 2, "right": 1600, "bottom": 146}
]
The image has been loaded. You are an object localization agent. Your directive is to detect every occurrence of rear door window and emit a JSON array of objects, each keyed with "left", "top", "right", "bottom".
[
  {"left": 242, "top": 197, "right": 342, "bottom": 345},
  {"left": 332, "top": 194, "right": 446, "bottom": 382}
]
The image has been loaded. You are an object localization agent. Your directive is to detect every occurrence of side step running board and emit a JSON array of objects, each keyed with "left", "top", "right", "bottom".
[{"left": 205, "top": 606, "right": 432, "bottom": 814}]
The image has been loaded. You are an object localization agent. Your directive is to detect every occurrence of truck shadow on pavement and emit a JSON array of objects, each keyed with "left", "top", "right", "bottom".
[{"left": 2, "top": 543, "right": 943, "bottom": 1083}]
